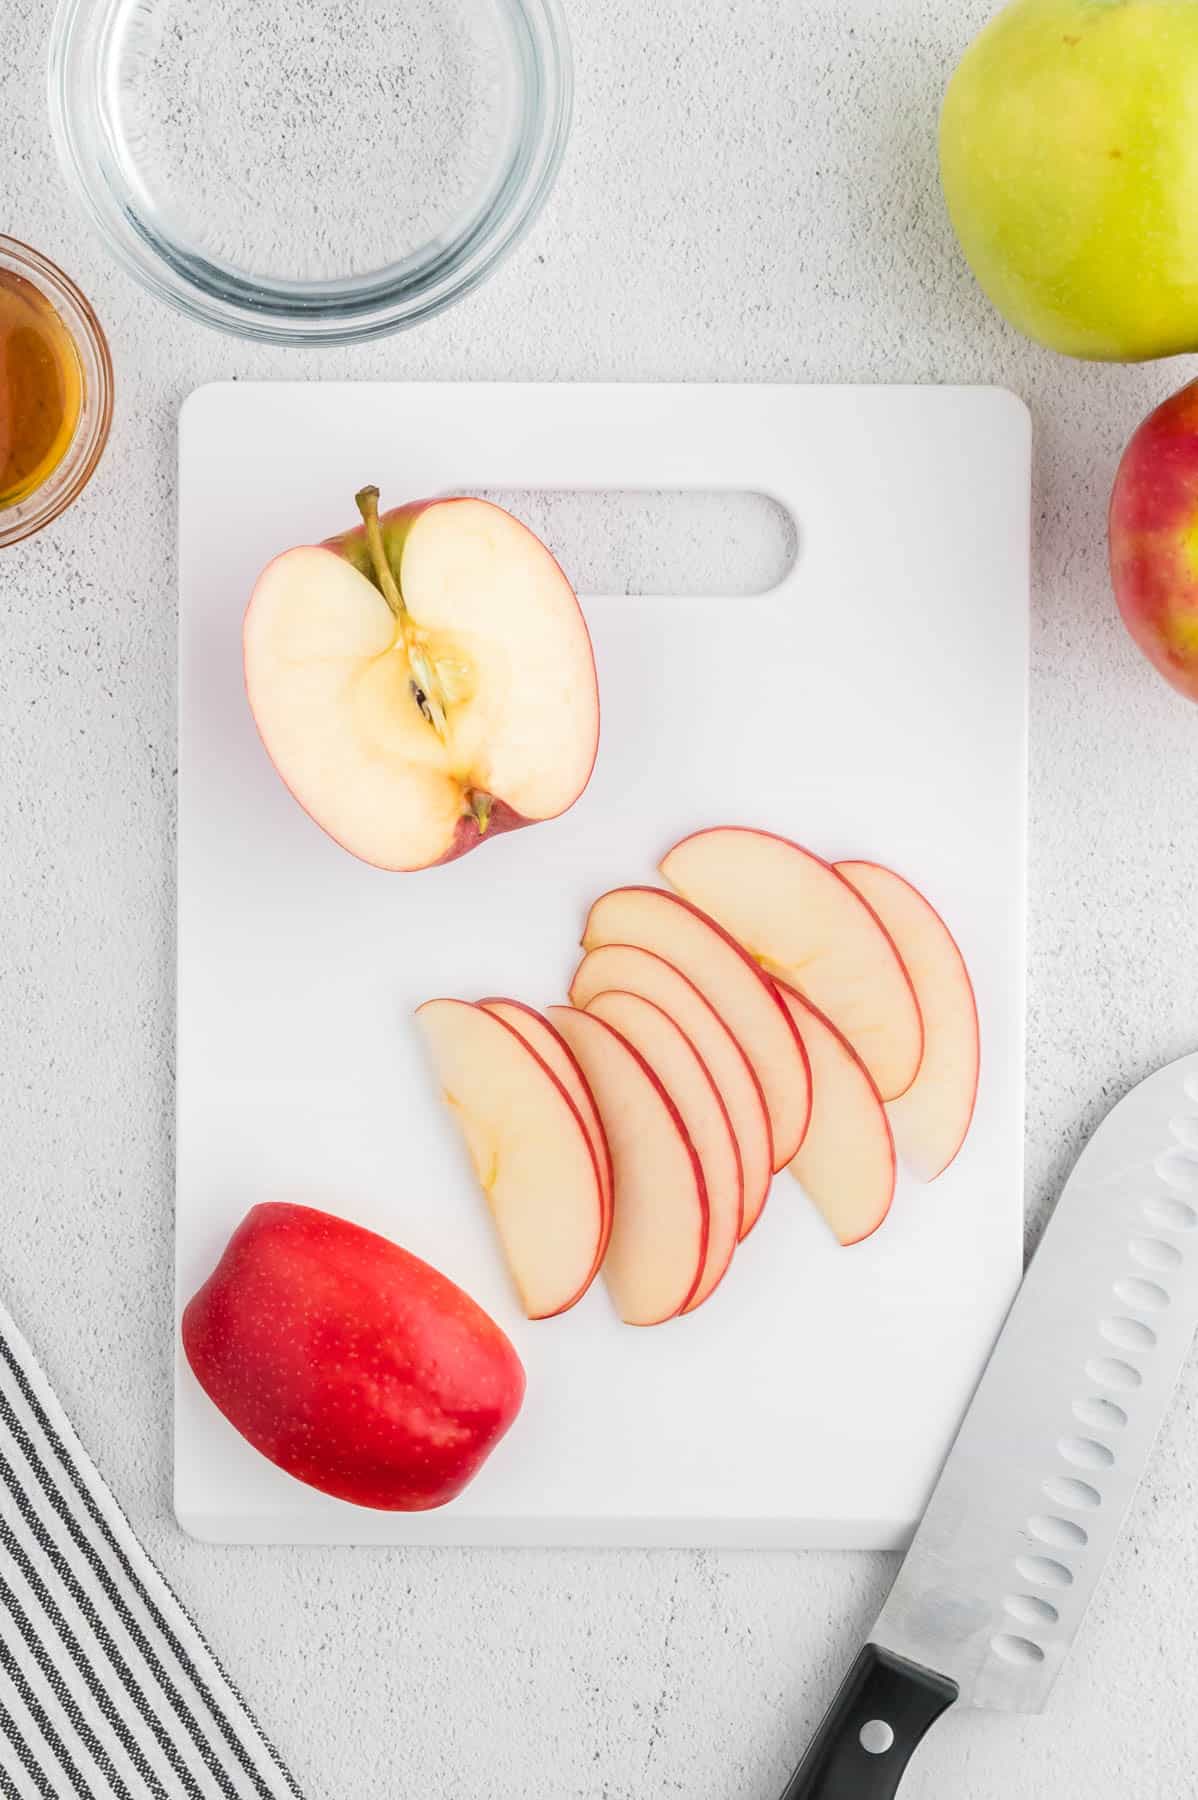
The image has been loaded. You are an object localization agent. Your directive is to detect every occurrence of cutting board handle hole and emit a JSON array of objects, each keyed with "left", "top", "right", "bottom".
[{"left": 462, "top": 488, "right": 798, "bottom": 597}]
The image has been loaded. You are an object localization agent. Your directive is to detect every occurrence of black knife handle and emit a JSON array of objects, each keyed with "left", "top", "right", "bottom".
[{"left": 779, "top": 1644, "right": 958, "bottom": 1800}]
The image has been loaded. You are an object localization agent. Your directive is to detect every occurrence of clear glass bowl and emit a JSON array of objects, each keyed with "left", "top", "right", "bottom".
[
  {"left": 0, "top": 237, "right": 113, "bottom": 549},
  {"left": 47, "top": 0, "right": 572, "bottom": 345}
]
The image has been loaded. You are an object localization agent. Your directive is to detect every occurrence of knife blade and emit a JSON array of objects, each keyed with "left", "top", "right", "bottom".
[{"left": 781, "top": 1047, "right": 1198, "bottom": 1800}]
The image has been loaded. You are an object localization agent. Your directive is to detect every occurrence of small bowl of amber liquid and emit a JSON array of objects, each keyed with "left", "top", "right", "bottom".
[{"left": 0, "top": 237, "right": 112, "bottom": 548}]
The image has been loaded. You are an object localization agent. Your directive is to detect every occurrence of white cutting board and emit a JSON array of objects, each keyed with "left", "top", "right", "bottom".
[{"left": 176, "top": 383, "right": 1029, "bottom": 1548}]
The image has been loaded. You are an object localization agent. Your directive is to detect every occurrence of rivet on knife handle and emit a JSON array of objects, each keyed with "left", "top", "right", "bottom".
[{"left": 779, "top": 1646, "right": 957, "bottom": 1800}]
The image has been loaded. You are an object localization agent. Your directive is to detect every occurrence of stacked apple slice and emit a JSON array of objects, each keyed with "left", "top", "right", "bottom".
[
  {"left": 417, "top": 826, "right": 979, "bottom": 1327},
  {"left": 416, "top": 999, "right": 611, "bottom": 1320},
  {"left": 656, "top": 829, "right": 980, "bottom": 1189}
]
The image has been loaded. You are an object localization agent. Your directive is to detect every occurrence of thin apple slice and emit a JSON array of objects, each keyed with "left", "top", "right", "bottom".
[
  {"left": 581, "top": 887, "right": 811, "bottom": 1170},
  {"left": 834, "top": 863, "right": 979, "bottom": 1180},
  {"left": 583, "top": 991, "right": 742, "bottom": 1312},
  {"left": 480, "top": 998, "right": 614, "bottom": 1255},
  {"left": 660, "top": 828, "right": 923, "bottom": 1102},
  {"left": 775, "top": 982, "right": 895, "bottom": 1246},
  {"left": 569, "top": 943, "right": 774, "bottom": 1238},
  {"left": 416, "top": 999, "right": 605, "bottom": 1319},
  {"left": 547, "top": 1006, "right": 708, "bottom": 1326}
]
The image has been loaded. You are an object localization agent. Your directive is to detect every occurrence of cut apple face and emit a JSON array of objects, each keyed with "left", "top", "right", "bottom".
[
  {"left": 835, "top": 863, "right": 979, "bottom": 1181},
  {"left": 581, "top": 887, "right": 811, "bottom": 1170},
  {"left": 660, "top": 828, "right": 923, "bottom": 1103},
  {"left": 584, "top": 991, "right": 742, "bottom": 1312},
  {"left": 547, "top": 1006, "right": 708, "bottom": 1326},
  {"left": 775, "top": 983, "right": 895, "bottom": 1246},
  {"left": 416, "top": 999, "right": 605, "bottom": 1319},
  {"left": 479, "top": 998, "right": 614, "bottom": 1255},
  {"left": 569, "top": 943, "right": 774, "bottom": 1239},
  {"left": 244, "top": 490, "right": 600, "bottom": 872}
]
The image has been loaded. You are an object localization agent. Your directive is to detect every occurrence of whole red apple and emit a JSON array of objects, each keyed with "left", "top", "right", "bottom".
[
  {"left": 1110, "top": 381, "right": 1198, "bottom": 703},
  {"left": 182, "top": 1203, "right": 525, "bottom": 1510}
]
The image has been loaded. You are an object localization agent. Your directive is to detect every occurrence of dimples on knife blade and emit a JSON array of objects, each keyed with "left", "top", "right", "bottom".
[{"left": 872, "top": 1050, "right": 1198, "bottom": 1712}]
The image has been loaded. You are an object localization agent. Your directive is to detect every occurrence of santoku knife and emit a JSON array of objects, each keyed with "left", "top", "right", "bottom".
[{"left": 781, "top": 1047, "right": 1198, "bottom": 1798}]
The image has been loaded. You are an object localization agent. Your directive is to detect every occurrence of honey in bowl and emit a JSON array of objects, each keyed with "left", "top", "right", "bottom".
[{"left": 0, "top": 267, "right": 83, "bottom": 510}]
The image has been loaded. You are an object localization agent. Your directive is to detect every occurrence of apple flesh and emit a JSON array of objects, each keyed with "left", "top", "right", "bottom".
[
  {"left": 569, "top": 942, "right": 774, "bottom": 1238},
  {"left": 836, "top": 862, "right": 979, "bottom": 1181},
  {"left": 416, "top": 999, "right": 606, "bottom": 1319},
  {"left": 581, "top": 886, "right": 811, "bottom": 1169},
  {"left": 479, "top": 997, "right": 614, "bottom": 1258},
  {"left": 941, "top": 0, "right": 1198, "bottom": 361},
  {"left": 243, "top": 489, "right": 600, "bottom": 870},
  {"left": 547, "top": 1006, "right": 708, "bottom": 1326},
  {"left": 1110, "top": 380, "right": 1198, "bottom": 703},
  {"left": 182, "top": 1202, "right": 525, "bottom": 1510},
  {"left": 775, "top": 984, "right": 896, "bottom": 1247},
  {"left": 660, "top": 828, "right": 922, "bottom": 1103},
  {"left": 583, "top": 990, "right": 742, "bottom": 1312}
]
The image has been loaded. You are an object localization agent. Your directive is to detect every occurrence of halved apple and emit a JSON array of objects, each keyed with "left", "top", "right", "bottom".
[
  {"left": 416, "top": 999, "right": 606, "bottom": 1319},
  {"left": 244, "top": 489, "right": 600, "bottom": 871},
  {"left": 774, "top": 982, "right": 895, "bottom": 1246},
  {"left": 479, "top": 998, "right": 614, "bottom": 1254},
  {"left": 835, "top": 862, "right": 979, "bottom": 1180},
  {"left": 547, "top": 1006, "right": 709, "bottom": 1326},
  {"left": 660, "top": 828, "right": 923, "bottom": 1102},
  {"left": 568, "top": 943, "right": 774, "bottom": 1238},
  {"left": 581, "top": 887, "right": 811, "bottom": 1170},
  {"left": 583, "top": 991, "right": 742, "bottom": 1312}
]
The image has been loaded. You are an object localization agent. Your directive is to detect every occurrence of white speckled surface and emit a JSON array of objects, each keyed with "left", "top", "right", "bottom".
[{"left": 3, "top": 0, "right": 1198, "bottom": 1793}]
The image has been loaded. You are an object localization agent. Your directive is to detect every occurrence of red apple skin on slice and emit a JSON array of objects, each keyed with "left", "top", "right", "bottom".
[
  {"left": 479, "top": 998, "right": 614, "bottom": 1260},
  {"left": 774, "top": 982, "right": 896, "bottom": 1247},
  {"left": 244, "top": 494, "right": 600, "bottom": 872},
  {"left": 834, "top": 863, "right": 979, "bottom": 1181},
  {"left": 583, "top": 991, "right": 742, "bottom": 1313},
  {"left": 660, "top": 828, "right": 923, "bottom": 1103},
  {"left": 581, "top": 887, "right": 811, "bottom": 1171},
  {"left": 416, "top": 1000, "right": 606, "bottom": 1319},
  {"left": 569, "top": 943, "right": 774, "bottom": 1240},
  {"left": 547, "top": 1006, "right": 709, "bottom": 1327}
]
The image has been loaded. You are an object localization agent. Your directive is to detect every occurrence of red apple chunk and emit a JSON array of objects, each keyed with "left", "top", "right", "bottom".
[{"left": 182, "top": 1202, "right": 525, "bottom": 1510}]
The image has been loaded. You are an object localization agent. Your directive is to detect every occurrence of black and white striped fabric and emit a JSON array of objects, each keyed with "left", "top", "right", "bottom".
[{"left": 0, "top": 1296, "right": 302, "bottom": 1800}]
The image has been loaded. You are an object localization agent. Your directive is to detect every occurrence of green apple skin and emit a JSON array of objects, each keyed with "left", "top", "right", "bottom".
[
  {"left": 1109, "top": 379, "right": 1198, "bottom": 702},
  {"left": 941, "top": 0, "right": 1198, "bottom": 362}
]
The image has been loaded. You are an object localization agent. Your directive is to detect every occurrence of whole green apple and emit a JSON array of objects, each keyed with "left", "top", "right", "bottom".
[
  {"left": 1109, "top": 379, "right": 1198, "bottom": 702},
  {"left": 941, "top": 0, "right": 1198, "bottom": 361}
]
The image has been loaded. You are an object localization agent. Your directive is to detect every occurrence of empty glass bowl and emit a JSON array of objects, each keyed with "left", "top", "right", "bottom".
[{"left": 48, "top": 0, "right": 572, "bottom": 344}]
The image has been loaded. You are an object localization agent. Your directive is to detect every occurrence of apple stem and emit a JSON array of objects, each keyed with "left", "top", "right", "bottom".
[
  {"left": 469, "top": 790, "right": 493, "bottom": 835},
  {"left": 354, "top": 486, "right": 405, "bottom": 620},
  {"left": 355, "top": 485, "right": 449, "bottom": 741}
]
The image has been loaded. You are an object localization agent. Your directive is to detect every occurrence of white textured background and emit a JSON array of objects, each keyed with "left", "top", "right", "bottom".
[{"left": 4, "top": 0, "right": 1198, "bottom": 1793}]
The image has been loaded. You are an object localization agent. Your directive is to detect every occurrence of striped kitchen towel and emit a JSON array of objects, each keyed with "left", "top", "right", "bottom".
[{"left": 0, "top": 1295, "right": 302, "bottom": 1800}]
